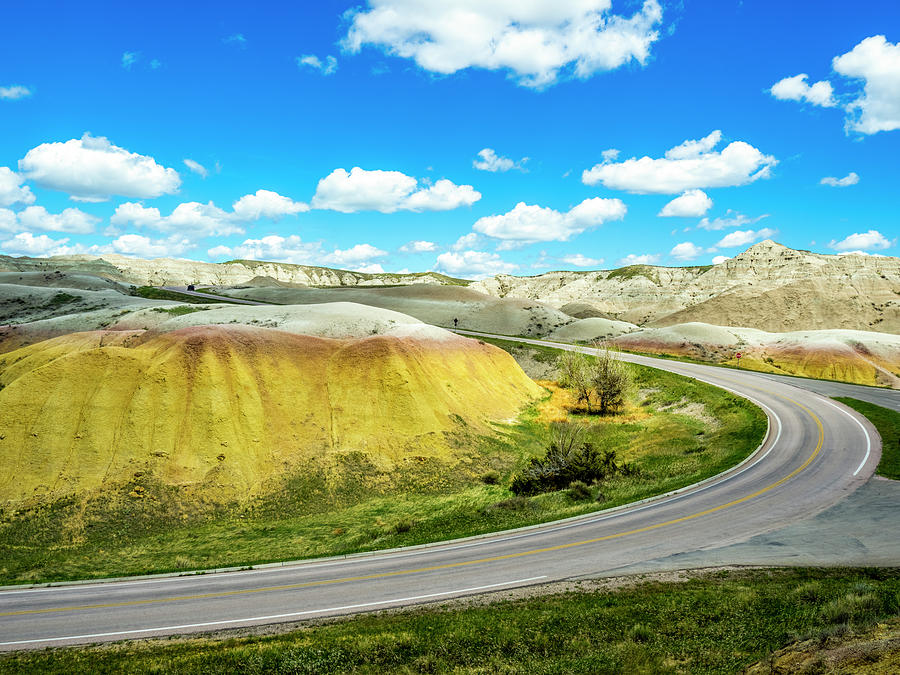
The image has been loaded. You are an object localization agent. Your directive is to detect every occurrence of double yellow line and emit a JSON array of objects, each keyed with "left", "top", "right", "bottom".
[{"left": 1, "top": 389, "right": 824, "bottom": 619}]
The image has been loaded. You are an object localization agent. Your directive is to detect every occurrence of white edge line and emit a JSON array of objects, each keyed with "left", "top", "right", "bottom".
[
  {"left": 0, "top": 576, "right": 548, "bottom": 647},
  {"left": 820, "top": 399, "right": 873, "bottom": 476}
]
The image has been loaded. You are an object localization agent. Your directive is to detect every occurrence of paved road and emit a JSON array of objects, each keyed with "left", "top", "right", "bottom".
[
  {"left": 0, "top": 332, "right": 887, "bottom": 650},
  {"left": 162, "top": 286, "right": 268, "bottom": 305}
]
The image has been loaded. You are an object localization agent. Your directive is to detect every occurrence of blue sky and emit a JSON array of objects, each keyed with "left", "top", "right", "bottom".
[{"left": 0, "top": 0, "right": 897, "bottom": 278}]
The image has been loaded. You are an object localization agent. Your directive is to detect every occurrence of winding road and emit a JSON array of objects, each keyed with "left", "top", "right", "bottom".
[{"left": 0, "top": 331, "right": 892, "bottom": 650}]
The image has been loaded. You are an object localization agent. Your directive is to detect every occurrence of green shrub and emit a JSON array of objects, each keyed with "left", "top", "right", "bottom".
[
  {"left": 566, "top": 481, "right": 592, "bottom": 501},
  {"left": 480, "top": 471, "right": 500, "bottom": 485}
]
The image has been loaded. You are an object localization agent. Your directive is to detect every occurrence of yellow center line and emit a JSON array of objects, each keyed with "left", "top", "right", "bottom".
[{"left": 0, "top": 387, "right": 824, "bottom": 620}]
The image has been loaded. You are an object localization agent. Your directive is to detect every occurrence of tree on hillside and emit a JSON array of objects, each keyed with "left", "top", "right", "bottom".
[
  {"left": 557, "top": 349, "right": 594, "bottom": 413},
  {"left": 590, "top": 345, "right": 630, "bottom": 415}
]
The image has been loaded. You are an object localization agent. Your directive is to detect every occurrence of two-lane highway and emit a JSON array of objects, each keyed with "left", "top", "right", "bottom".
[{"left": 0, "top": 333, "right": 888, "bottom": 650}]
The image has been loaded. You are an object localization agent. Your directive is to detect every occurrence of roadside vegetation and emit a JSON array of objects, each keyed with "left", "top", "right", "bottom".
[
  {"left": 127, "top": 285, "right": 235, "bottom": 304},
  {"left": 0, "top": 341, "right": 764, "bottom": 584},
  {"left": 4, "top": 568, "right": 899, "bottom": 673},
  {"left": 834, "top": 398, "right": 900, "bottom": 480}
]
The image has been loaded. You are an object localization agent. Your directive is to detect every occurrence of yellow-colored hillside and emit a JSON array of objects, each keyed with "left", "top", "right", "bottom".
[{"left": 0, "top": 325, "right": 541, "bottom": 507}]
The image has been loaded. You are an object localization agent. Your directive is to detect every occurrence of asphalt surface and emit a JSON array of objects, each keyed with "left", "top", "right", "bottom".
[{"left": 0, "top": 331, "right": 892, "bottom": 650}]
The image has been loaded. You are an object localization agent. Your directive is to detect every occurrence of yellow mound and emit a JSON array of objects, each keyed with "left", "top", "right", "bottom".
[{"left": 0, "top": 325, "right": 542, "bottom": 507}]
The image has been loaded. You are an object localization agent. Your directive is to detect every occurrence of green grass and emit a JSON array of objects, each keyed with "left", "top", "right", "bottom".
[
  {"left": 128, "top": 286, "right": 235, "bottom": 304},
  {"left": 833, "top": 398, "right": 900, "bottom": 479},
  {"left": 605, "top": 265, "right": 659, "bottom": 283},
  {"left": 149, "top": 305, "right": 209, "bottom": 316},
  {"left": 4, "top": 568, "right": 899, "bottom": 673}
]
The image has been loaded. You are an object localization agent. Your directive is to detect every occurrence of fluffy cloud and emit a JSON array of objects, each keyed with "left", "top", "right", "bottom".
[
  {"left": 0, "top": 85, "right": 32, "bottom": 100},
  {"left": 658, "top": 189, "right": 712, "bottom": 217},
  {"left": 0, "top": 167, "right": 35, "bottom": 207},
  {"left": 820, "top": 172, "right": 859, "bottom": 187},
  {"left": 473, "top": 148, "right": 527, "bottom": 172},
  {"left": 769, "top": 74, "right": 836, "bottom": 107},
  {"left": 0, "top": 232, "right": 80, "bottom": 256},
  {"left": 400, "top": 240, "right": 437, "bottom": 253},
  {"left": 353, "top": 263, "right": 385, "bottom": 273},
  {"left": 697, "top": 210, "right": 768, "bottom": 231},
  {"left": 297, "top": 54, "right": 338, "bottom": 75},
  {"left": 342, "top": 0, "right": 664, "bottom": 88},
  {"left": 11, "top": 205, "right": 99, "bottom": 234},
  {"left": 833, "top": 36, "right": 900, "bottom": 134},
  {"left": 109, "top": 234, "right": 193, "bottom": 258},
  {"left": 452, "top": 232, "right": 481, "bottom": 250},
  {"left": 583, "top": 131, "right": 777, "bottom": 194},
  {"left": 111, "top": 201, "right": 243, "bottom": 236},
  {"left": 208, "top": 235, "right": 320, "bottom": 264},
  {"left": 231, "top": 189, "right": 309, "bottom": 220},
  {"left": 601, "top": 148, "right": 620, "bottom": 162},
  {"left": 828, "top": 229, "right": 893, "bottom": 252},
  {"left": 561, "top": 253, "right": 603, "bottom": 267},
  {"left": 311, "top": 167, "right": 480, "bottom": 213},
  {"left": 434, "top": 250, "right": 517, "bottom": 279},
  {"left": 321, "top": 243, "right": 388, "bottom": 266},
  {"left": 19, "top": 133, "right": 181, "bottom": 202},
  {"left": 712, "top": 255, "right": 730, "bottom": 264},
  {"left": 473, "top": 197, "right": 626, "bottom": 244},
  {"left": 617, "top": 253, "right": 660, "bottom": 266},
  {"left": 183, "top": 159, "right": 208, "bottom": 178},
  {"left": 714, "top": 227, "right": 777, "bottom": 249},
  {"left": 669, "top": 241, "right": 703, "bottom": 261}
]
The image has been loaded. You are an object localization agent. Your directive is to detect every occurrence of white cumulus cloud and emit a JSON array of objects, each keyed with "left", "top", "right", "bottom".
[
  {"left": 109, "top": 234, "right": 193, "bottom": 258},
  {"left": 0, "top": 167, "right": 35, "bottom": 207},
  {"left": 561, "top": 253, "right": 603, "bottom": 267},
  {"left": 0, "top": 232, "right": 81, "bottom": 256},
  {"left": 658, "top": 189, "right": 712, "bottom": 217},
  {"left": 0, "top": 85, "right": 32, "bottom": 100},
  {"left": 669, "top": 241, "right": 704, "bottom": 261},
  {"left": 231, "top": 189, "right": 309, "bottom": 220},
  {"left": 297, "top": 54, "right": 338, "bottom": 75},
  {"left": 311, "top": 167, "right": 480, "bottom": 213},
  {"left": 834, "top": 35, "right": 900, "bottom": 135},
  {"left": 769, "top": 74, "right": 836, "bottom": 107},
  {"left": 714, "top": 227, "right": 777, "bottom": 249},
  {"left": 321, "top": 243, "right": 388, "bottom": 266},
  {"left": 12, "top": 205, "right": 99, "bottom": 234},
  {"left": 183, "top": 159, "right": 208, "bottom": 178},
  {"left": 820, "top": 172, "right": 859, "bottom": 187},
  {"left": 208, "top": 235, "right": 321, "bottom": 264},
  {"left": 712, "top": 255, "right": 730, "bottom": 264},
  {"left": 617, "top": 253, "right": 660, "bottom": 266},
  {"left": 473, "top": 148, "right": 527, "bottom": 172},
  {"left": 828, "top": 229, "right": 893, "bottom": 252},
  {"left": 583, "top": 131, "right": 777, "bottom": 194},
  {"left": 19, "top": 133, "right": 181, "bottom": 202},
  {"left": 342, "top": 0, "right": 664, "bottom": 88},
  {"left": 111, "top": 201, "right": 242, "bottom": 237},
  {"left": 473, "top": 197, "right": 626, "bottom": 244},
  {"left": 697, "top": 210, "right": 768, "bottom": 231},
  {"left": 434, "top": 250, "right": 517, "bottom": 279},
  {"left": 400, "top": 240, "right": 437, "bottom": 253}
]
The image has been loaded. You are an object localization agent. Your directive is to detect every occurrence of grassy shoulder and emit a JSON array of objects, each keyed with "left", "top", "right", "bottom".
[
  {"left": 127, "top": 286, "right": 236, "bottom": 304},
  {"left": 0, "top": 344, "right": 764, "bottom": 585},
  {"left": 4, "top": 568, "right": 899, "bottom": 673},
  {"left": 833, "top": 397, "right": 900, "bottom": 480}
]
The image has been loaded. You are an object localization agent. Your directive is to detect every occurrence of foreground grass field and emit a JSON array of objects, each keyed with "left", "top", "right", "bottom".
[
  {"left": 834, "top": 398, "right": 900, "bottom": 480},
  {"left": 0, "top": 345, "right": 764, "bottom": 585},
  {"left": 4, "top": 568, "right": 899, "bottom": 673}
]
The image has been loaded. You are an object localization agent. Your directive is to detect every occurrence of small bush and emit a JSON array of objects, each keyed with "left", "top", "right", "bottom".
[
  {"left": 627, "top": 623, "right": 653, "bottom": 643},
  {"left": 793, "top": 581, "right": 823, "bottom": 604},
  {"left": 492, "top": 496, "right": 531, "bottom": 511},
  {"left": 480, "top": 471, "right": 501, "bottom": 485},
  {"left": 566, "top": 481, "right": 592, "bottom": 501},
  {"left": 392, "top": 519, "right": 415, "bottom": 534},
  {"left": 820, "top": 593, "right": 880, "bottom": 625}
]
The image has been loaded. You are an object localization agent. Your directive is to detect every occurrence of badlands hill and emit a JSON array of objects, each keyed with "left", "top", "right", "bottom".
[
  {"left": 472, "top": 240, "right": 900, "bottom": 334},
  {"left": 0, "top": 253, "right": 465, "bottom": 288},
  {"left": 0, "top": 301, "right": 541, "bottom": 508}
]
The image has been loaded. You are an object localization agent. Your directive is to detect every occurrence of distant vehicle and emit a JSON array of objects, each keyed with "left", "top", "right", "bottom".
[{"left": 187, "top": 284, "right": 195, "bottom": 291}]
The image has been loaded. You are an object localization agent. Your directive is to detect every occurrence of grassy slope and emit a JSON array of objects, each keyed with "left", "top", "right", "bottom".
[
  {"left": 833, "top": 398, "right": 900, "bottom": 480},
  {"left": 0, "top": 343, "right": 764, "bottom": 585},
  {"left": 5, "top": 568, "right": 899, "bottom": 674},
  {"left": 128, "top": 286, "right": 236, "bottom": 304}
]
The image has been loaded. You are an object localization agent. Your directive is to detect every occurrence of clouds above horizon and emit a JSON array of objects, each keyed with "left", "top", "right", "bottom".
[
  {"left": 342, "top": 0, "right": 664, "bottom": 88},
  {"left": 0, "top": 85, "right": 32, "bottom": 100},
  {"left": 714, "top": 227, "right": 777, "bottom": 249},
  {"left": 434, "top": 249, "right": 517, "bottom": 279},
  {"left": 769, "top": 74, "right": 836, "bottom": 107},
  {"left": 19, "top": 133, "right": 181, "bottom": 202},
  {"left": 311, "top": 167, "right": 480, "bottom": 213},
  {"left": 0, "top": 167, "right": 35, "bottom": 207},
  {"left": 828, "top": 229, "right": 893, "bottom": 252},
  {"left": 473, "top": 148, "right": 527, "bottom": 172},
  {"left": 820, "top": 172, "right": 859, "bottom": 187},
  {"left": 658, "top": 189, "right": 712, "bottom": 217},
  {"left": 473, "top": 197, "right": 626, "bottom": 244},
  {"left": 582, "top": 130, "right": 777, "bottom": 194}
]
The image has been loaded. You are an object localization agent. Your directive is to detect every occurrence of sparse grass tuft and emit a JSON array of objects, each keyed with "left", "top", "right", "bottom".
[{"left": 833, "top": 398, "right": 900, "bottom": 480}]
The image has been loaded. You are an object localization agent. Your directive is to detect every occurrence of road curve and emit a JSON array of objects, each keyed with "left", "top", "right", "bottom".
[{"left": 0, "top": 332, "right": 886, "bottom": 650}]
